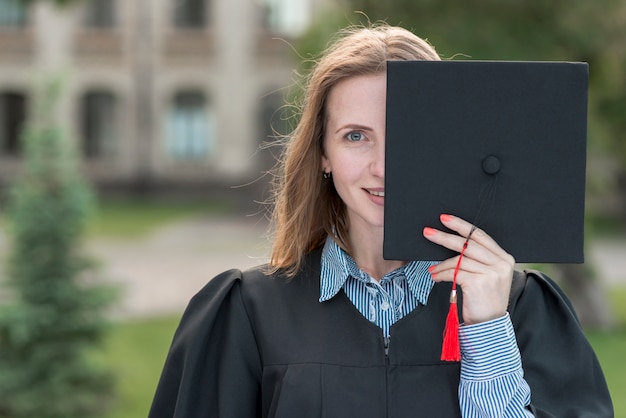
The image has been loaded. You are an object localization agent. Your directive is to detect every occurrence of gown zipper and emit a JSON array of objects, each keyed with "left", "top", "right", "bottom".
[
  {"left": 384, "top": 335, "right": 390, "bottom": 417},
  {"left": 383, "top": 336, "right": 390, "bottom": 360}
]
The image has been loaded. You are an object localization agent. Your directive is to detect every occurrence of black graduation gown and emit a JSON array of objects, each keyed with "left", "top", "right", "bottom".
[{"left": 148, "top": 250, "right": 613, "bottom": 418}]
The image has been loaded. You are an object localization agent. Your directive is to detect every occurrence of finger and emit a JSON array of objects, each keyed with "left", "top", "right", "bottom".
[
  {"left": 429, "top": 267, "right": 483, "bottom": 284},
  {"left": 439, "top": 214, "right": 515, "bottom": 264},
  {"left": 431, "top": 258, "right": 513, "bottom": 285},
  {"left": 423, "top": 227, "right": 501, "bottom": 265},
  {"left": 430, "top": 255, "right": 493, "bottom": 276}
]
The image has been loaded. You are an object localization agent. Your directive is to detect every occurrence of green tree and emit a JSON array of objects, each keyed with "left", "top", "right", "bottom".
[{"left": 0, "top": 81, "right": 116, "bottom": 418}]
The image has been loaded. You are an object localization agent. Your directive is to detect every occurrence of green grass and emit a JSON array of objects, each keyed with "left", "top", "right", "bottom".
[
  {"left": 102, "top": 316, "right": 181, "bottom": 418},
  {"left": 87, "top": 198, "right": 231, "bottom": 239},
  {"left": 588, "top": 329, "right": 626, "bottom": 417},
  {"left": 587, "top": 288, "right": 626, "bottom": 416},
  {"left": 0, "top": 197, "right": 232, "bottom": 239},
  {"left": 608, "top": 287, "right": 626, "bottom": 324}
]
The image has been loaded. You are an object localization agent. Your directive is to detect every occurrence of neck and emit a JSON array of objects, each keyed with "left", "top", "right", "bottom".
[{"left": 347, "top": 224, "right": 406, "bottom": 281}]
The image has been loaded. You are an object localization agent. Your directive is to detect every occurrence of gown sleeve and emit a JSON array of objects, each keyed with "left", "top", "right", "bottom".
[
  {"left": 510, "top": 270, "right": 613, "bottom": 417},
  {"left": 148, "top": 269, "right": 262, "bottom": 418}
]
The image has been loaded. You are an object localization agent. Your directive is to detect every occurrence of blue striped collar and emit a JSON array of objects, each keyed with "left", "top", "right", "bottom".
[{"left": 319, "top": 236, "right": 436, "bottom": 305}]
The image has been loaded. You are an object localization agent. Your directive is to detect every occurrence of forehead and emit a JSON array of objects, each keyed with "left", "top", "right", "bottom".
[{"left": 325, "top": 74, "right": 387, "bottom": 127}]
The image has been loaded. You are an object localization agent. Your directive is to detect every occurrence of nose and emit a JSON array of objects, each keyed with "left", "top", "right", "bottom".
[{"left": 371, "top": 136, "right": 385, "bottom": 177}]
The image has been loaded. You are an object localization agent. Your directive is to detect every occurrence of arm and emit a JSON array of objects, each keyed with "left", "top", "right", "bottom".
[
  {"left": 510, "top": 270, "right": 613, "bottom": 417},
  {"left": 458, "top": 314, "right": 533, "bottom": 417},
  {"left": 148, "top": 269, "right": 262, "bottom": 418}
]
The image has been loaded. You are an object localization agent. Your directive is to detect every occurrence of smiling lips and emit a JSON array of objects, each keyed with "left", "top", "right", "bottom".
[{"left": 366, "top": 189, "right": 385, "bottom": 197}]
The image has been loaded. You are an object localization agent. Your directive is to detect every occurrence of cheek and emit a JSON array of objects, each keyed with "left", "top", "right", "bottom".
[
  {"left": 325, "top": 143, "right": 369, "bottom": 185},
  {"left": 331, "top": 160, "right": 362, "bottom": 190}
]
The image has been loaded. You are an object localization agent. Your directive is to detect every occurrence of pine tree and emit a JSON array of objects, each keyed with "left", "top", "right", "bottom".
[{"left": 0, "top": 81, "right": 116, "bottom": 417}]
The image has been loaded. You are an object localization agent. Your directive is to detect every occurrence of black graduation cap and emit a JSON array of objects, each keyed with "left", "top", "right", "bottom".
[{"left": 383, "top": 60, "right": 588, "bottom": 263}]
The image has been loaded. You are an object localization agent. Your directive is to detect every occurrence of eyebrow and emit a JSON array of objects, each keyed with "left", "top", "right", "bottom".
[{"left": 334, "top": 124, "right": 374, "bottom": 134}]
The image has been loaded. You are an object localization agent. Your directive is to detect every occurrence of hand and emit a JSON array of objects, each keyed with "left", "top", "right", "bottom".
[{"left": 423, "top": 214, "right": 515, "bottom": 326}]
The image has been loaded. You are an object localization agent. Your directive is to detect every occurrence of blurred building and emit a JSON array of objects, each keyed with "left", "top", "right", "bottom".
[{"left": 0, "top": 0, "right": 328, "bottom": 196}]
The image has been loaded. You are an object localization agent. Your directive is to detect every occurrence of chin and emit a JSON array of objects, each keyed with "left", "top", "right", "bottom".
[{"left": 366, "top": 217, "right": 385, "bottom": 230}]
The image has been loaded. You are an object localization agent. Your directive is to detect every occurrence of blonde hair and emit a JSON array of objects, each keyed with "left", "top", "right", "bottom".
[{"left": 270, "top": 25, "right": 441, "bottom": 276}]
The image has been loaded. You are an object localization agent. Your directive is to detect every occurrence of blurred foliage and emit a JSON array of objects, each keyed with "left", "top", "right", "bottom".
[
  {"left": 0, "top": 81, "right": 117, "bottom": 418},
  {"left": 298, "top": 0, "right": 626, "bottom": 225},
  {"left": 17, "top": 0, "right": 80, "bottom": 6}
]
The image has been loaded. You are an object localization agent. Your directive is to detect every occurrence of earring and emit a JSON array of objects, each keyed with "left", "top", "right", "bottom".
[{"left": 323, "top": 171, "right": 331, "bottom": 179}]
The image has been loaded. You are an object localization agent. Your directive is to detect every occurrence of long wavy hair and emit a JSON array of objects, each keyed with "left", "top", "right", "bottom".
[{"left": 269, "top": 25, "right": 441, "bottom": 277}]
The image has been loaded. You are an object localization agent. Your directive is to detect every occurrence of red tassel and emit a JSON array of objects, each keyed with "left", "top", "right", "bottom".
[
  {"left": 440, "top": 237, "right": 470, "bottom": 362},
  {"left": 441, "top": 290, "right": 461, "bottom": 362}
]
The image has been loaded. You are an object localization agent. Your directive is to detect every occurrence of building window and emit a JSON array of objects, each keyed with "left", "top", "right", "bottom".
[
  {"left": 173, "top": 0, "right": 207, "bottom": 29},
  {"left": 81, "top": 90, "right": 117, "bottom": 159},
  {"left": 83, "top": 0, "right": 116, "bottom": 28},
  {"left": 259, "top": 0, "right": 310, "bottom": 37},
  {"left": 0, "top": 0, "right": 27, "bottom": 27},
  {"left": 0, "top": 92, "right": 27, "bottom": 156},
  {"left": 166, "top": 91, "right": 214, "bottom": 160}
]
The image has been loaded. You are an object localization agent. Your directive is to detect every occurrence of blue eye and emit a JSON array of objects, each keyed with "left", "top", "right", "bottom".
[{"left": 347, "top": 131, "right": 364, "bottom": 142}]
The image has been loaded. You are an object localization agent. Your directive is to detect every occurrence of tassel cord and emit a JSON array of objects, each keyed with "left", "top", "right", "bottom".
[{"left": 441, "top": 226, "right": 476, "bottom": 362}]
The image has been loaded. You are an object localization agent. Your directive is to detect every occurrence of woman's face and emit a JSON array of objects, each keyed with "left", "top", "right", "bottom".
[{"left": 322, "top": 73, "right": 387, "bottom": 236}]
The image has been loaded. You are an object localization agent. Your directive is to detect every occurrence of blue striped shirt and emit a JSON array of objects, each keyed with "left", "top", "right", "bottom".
[
  {"left": 319, "top": 236, "right": 534, "bottom": 417},
  {"left": 320, "top": 236, "right": 436, "bottom": 337}
]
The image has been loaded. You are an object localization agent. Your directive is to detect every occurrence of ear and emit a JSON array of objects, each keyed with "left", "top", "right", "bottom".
[{"left": 321, "top": 154, "right": 330, "bottom": 173}]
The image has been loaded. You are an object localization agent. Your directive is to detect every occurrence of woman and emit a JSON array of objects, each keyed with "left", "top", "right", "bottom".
[{"left": 149, "top": 25, "right": 612, "bottom": 417}]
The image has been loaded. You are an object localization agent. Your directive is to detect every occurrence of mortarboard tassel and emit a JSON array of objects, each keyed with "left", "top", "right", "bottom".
[{"left": 440, "top": 238, "right": 470, "bottom": 362}]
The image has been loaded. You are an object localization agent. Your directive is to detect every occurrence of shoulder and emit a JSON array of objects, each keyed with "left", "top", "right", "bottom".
[
  {"left": 508, "top": 269, "right": 579, "bottom": 324},
  {"left": 238, "top": 249, "right": 323, "bottom": 302},
  {"left": 188, "top": 250, "right": 322, "bottom": 309},
  {"left": 506, "top": 275, "right": 613, "bottom": 415},
  {"left": 241, "top": 249, "right": 322, "bottom": 286}
]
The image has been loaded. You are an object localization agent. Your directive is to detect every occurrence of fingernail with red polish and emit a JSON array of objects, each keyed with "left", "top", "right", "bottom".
[
  {"left": 440, "top": 214, "right": 452, "bottom": 222},
  {"left": 428, "top": 265, "right": 436, "bottom": 273},
  {"left": 423, "top": 227, "right": 437, "bottom": 236}
]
